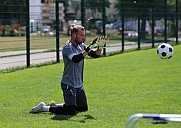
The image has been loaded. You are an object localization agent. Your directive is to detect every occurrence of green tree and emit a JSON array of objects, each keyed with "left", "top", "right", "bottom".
[
  {"left": 115, "top": 0, "right": 179, "bottom": 39},
  {"left": 0, "top": 0, "right": 26, "bottom": 25},
  {"left": 85, "top": 0, "right": 110, "bottom": 18}
]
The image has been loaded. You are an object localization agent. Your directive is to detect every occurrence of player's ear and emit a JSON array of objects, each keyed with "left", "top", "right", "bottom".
[{"left": 72, "top": 33, "right": 76, "bottom": 38}]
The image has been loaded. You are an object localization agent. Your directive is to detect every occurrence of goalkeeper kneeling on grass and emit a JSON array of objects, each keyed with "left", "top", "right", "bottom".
[{"left": 30, "top": 24, "right": 108, "bottom": 115}]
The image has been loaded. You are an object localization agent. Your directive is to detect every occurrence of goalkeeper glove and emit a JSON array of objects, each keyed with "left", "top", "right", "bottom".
[
  {"left": 85, "top": 37, "right": 99, "bottom": 52},
  {"left": 96, "top": 36, "right": 108, "bottom": 49}
]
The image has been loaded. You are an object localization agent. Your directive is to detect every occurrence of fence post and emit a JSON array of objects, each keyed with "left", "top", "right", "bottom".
[
  {"left": 175, "top": 0, "right": 178, "bottom": 44},
  {"left": 137, "top": 0, "right": 140, "bottom": 50},
  {"left": 26, "top": 0, "right": 30, "bottom": 67},
  {"left": 56, "top": 0, "right": 60, "bottom": 63},
  {"left": 151, "top": 5, "right": 155, "bottom": 48},
  {"left": 121, "top": 0, "right": 125, "bottom": 51},
  {"left": 102, "top": 0, "right": 106, "bottom": 56},
  {"left": 164, "top": 0, "right": 167, "bottom": 43},
  {"left": 81, "top": 0, "right": 85, "bottom": 27}
]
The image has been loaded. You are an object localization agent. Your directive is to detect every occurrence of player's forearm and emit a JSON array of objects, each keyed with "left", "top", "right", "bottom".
[
  {"left": 95, "top": 49, "right": 102, "bottom": 55},
  {"left": 72, "top": 53, "right": 85, "bottom": 63},
  {"left": 72, "top": 50, "right": 89, "bottom": 63},
  {"left": 88, "top": 50, "right": 100, "bottom": 58},
  {"left": 72, "top": 48, "right": 102, "bottom": 63}
]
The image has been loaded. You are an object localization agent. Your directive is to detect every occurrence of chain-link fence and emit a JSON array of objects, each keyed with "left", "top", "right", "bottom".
[{"left": 0, "top": 0, "right": 180, "bottom": 70}]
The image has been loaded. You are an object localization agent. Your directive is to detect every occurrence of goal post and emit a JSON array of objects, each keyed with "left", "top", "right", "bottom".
[{"left": 126, "top": 113, "right": 181, "bottom": 128}]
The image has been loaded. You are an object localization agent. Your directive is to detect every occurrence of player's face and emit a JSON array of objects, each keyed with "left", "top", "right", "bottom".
[{"left": 75, "top": 29, "right": 86, "bottom": 44}]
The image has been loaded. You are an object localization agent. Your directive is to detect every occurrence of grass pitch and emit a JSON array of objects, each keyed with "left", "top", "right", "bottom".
[{"left": 0, "top": 45, "right": 181, "bottom": 128}]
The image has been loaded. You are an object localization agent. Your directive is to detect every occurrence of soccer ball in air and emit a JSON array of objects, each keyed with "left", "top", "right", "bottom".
[{"left": 157, "top": 43, "right": 174, "bottom": 59}]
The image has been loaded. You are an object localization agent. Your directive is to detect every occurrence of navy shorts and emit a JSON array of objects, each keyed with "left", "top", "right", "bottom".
[{"left": 61, "top": 83, "right": 88, "bottom": 107}]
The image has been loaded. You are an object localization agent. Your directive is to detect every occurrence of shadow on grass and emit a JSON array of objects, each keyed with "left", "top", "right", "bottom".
[
  {"left": 152, "top": 121, "right": 168, "bottom": 124},
  {"left": 51, "top": 114, "right": 96, "bottom": 123}
]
